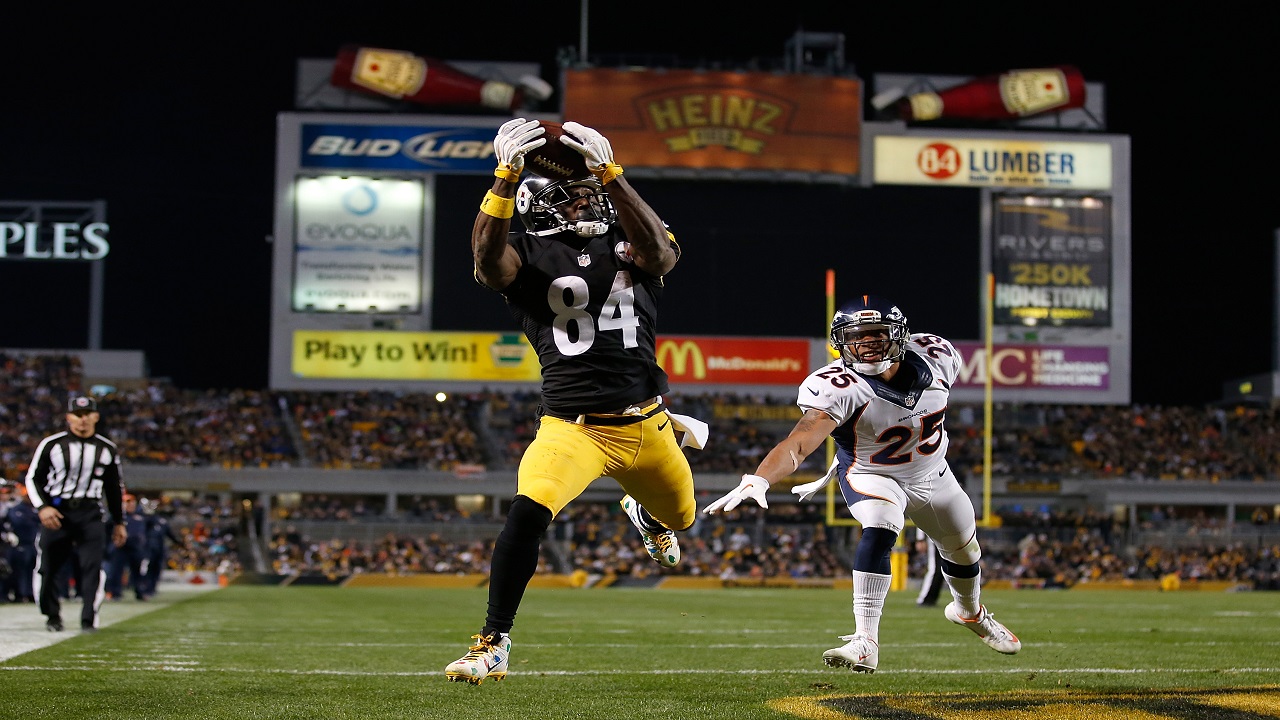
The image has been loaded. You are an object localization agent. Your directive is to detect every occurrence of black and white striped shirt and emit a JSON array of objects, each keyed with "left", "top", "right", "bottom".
[{"left": 25, "top": 431, "right": 125, "bottom": 523}]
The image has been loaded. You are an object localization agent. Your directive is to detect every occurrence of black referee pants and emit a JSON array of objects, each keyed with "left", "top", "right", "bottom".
[{"left": 35, "top": 508, "right": 107, "bottom": 629}]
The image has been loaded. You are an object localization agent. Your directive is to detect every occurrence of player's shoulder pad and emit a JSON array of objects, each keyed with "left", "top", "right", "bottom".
[{"left": 800, "top": 360, "right": 871, "bottom": 401}]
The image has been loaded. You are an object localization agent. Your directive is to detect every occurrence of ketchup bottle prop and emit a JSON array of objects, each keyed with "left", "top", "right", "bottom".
[
  {"left": 330, "top": 45, "right": 539, "bottom": 111},
  {"left": 879, "top": 65, "right": 1086, "bottom": 122}
]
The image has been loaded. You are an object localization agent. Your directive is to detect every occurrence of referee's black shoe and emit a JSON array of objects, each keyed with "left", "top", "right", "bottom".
[{"left": 46, "top": 617, "right": 64, "bottom": 632}]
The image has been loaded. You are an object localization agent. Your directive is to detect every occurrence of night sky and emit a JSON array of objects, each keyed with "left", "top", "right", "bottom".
[{"left": 1, "top": 4, "right": 1274, "bottom": 406}]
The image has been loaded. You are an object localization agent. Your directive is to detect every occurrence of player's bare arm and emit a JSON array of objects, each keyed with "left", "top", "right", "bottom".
[
  {"left": 472, "top": 177, "right": 522, "bottom": 291},
  {"left": 754, "top": 409, "right": 839, "bottom": 486},
  {"left": 702, "top": 408, "right": 839, "bottom": 514},
  {"left": 559, "top": 121, "right": 677, "bottom": 276},
  {"left": 606, "top": 177, "right": 678, "bottom": 276},
  {"left": 474, "top": 118, "right": 545, "bottom": 290}
]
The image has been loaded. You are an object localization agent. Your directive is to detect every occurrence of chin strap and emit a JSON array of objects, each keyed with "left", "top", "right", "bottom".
[{"left": 853, "top": 360, "right": 893, "bottom": 375}]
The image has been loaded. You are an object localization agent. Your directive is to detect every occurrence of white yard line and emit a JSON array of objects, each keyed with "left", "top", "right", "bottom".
[{"left": 2, "top": 665, "right": 1278, "bottom": 677}]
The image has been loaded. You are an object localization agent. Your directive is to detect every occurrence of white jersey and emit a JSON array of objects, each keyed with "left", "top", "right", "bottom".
[{"left": 797, "top": 332, "right": 961, "bottom": 485}]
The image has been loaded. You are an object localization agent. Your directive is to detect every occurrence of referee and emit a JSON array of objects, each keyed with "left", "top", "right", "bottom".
[{"left": 25, "top": 395, "right": 127, "bottom": 632}]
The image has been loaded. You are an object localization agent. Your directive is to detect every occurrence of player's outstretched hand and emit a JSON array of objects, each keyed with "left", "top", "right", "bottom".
[
  {"left": 560, "top": 121, "right": 613, "bottom": 168},
  {"left": 493, "top": 118, "right": 546, "bottom": 176},
  {"left": 702, "top": 474, "right": 770, "bottom": 514},
  {"left": 561, "top": 121, "right": 623, "bottom": 183}
]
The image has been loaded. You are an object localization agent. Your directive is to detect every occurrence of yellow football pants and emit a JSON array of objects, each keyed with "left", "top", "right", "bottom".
[{"left": 517, "top": 411, "right": 697, "bottom": 531}]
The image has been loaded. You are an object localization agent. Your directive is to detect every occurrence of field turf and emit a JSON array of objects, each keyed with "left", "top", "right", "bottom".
[{"left": 1, "top": 585, "right": 1277, "bottom": 719}]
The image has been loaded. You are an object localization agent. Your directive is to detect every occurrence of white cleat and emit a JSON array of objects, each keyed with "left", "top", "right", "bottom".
[
  {"left": 822, "top": 633, "right": 879, "bottom": 673},
  {"left": 445, "top": 632, "right": 511, "bottom": 685},
  {"left": 944, "top": 603, "right": 1021, "bottom": 654},
  {"left": 621, "top": 495, "right": 680, "bottom": 567}
]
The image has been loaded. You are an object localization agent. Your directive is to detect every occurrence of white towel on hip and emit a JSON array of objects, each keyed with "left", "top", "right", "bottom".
[{"left": 666, "top": 412, "right": 708, "bottom": 450}]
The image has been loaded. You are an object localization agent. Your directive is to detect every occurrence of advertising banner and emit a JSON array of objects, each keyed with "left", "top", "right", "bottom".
[
  {"left": 292, "top": 330, "right": 540, "bottom": 380},
  {"left": 562, "top": 68, "right": 861, "bottom": 175},
  {"left": 952, "top": 341, "right": 1111, "bottom": 391},
  {"left": 293, "top": 331, "right": 811, "bottom": 385},
  {"left": 0, "top": 200, "right": 110, "bottom": 260},
  {"left": 299, "top": 123, "right": 498, "bottom": 172},
  {"left": 992, "top": 194, "right": 1111, "bottom": 327},
  {"left": 656, "top": 336, "right": 810, "bottom": 386},
  {"left": 292, "top": 176, "right": 424, "bottom": 313},
  {"left": 873, "top": 135, "right": 1112, "bottom": 189}
]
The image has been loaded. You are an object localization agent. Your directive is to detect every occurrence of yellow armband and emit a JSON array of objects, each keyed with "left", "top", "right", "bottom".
[
  {"left": 593, "top": 163, "right": 624, "bottom": 184},
  {"left": 480, "top": 190, "right": 515, "bottom": 219}
]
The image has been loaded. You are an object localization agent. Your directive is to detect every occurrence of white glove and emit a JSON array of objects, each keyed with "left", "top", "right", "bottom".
[
  {"left": 561, "top": 121, "right": 623, "bottom": 182},
  {"left": 493, "top": 118, "right": 546, "bottom": 176},
  {"left": 702, "top": 475, "right": 770, "bottom": 514},
  {"left": 792, "top": 458, "right": 839, "bottom": 502}
]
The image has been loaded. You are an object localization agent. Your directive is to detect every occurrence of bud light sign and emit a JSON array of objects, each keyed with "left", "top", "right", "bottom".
[{"left": 301, "top": 124, "right": 498, "bottom": 172}]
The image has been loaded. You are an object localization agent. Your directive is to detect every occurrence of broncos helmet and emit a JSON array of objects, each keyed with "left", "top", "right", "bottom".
[
  {"left": 515, "top": 176, "right": 617, "bottom": 238},
  {"left": 830, "top": 295, "right": 910, "bottom": 375}
]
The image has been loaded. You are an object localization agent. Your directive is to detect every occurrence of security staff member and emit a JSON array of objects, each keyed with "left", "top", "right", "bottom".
[
  {"left": 105, "top": 493, "right": 148, "bottom": 601},
  {"left": 25, "top": 395, "right": 127, "bottom": 632}
]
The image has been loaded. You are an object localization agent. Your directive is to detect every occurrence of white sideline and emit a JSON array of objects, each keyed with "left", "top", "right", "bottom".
[{"left": 0, "top": 584, "right": 219, "bottom": 662}]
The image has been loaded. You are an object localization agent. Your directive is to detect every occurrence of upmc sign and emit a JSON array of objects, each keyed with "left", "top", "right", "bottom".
[
  {"left": 952, "top": 341, "right": 1110, "bottom": 391},
  {"left": 655, "top": 336, "right": 810, "bottom": 386}
]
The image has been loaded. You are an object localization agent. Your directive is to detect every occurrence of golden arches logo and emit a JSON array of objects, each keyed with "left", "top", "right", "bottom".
[{"left": 656, "top": 340, "right": 706, "bottom": 379}]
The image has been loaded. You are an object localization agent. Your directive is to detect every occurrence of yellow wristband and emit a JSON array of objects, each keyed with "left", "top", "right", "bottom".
[
  {"left": 594, "top": 162, "right": 624, "bottom": 184},
  {"left": 494, "top": 165, "right": 520, "bottom": 183},
  {"left": 480, "top": 190, "right": 515, "bottom": 219}
]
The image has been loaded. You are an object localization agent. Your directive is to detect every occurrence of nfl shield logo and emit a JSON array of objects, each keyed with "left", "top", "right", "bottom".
[{"left": 577, "top": 253, "right": 591, "bottom": 267}]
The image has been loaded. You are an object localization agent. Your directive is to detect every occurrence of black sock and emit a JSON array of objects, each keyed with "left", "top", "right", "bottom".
[
  {"left": 484, "top": 496, "right": 551, "bottom": 634},
  {"left": 633, "top": 501, "right": 667, "bottom": 533}
]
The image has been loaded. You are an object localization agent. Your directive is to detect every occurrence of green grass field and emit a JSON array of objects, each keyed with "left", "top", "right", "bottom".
[{"left": 2, "top": 585, "right": 1277, "bottom": 719}]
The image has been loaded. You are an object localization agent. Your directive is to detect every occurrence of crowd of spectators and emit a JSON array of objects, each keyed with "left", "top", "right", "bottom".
[
  {"left": 138, "top": 494, "right": 245, "bottom": 577},
  {"left": 4, "top": 352, "right": 1280, "bottom": 483},
  {"left": 283, "top": 391, "right": 486, "bottom": 471},
  {"left": 251, "top": 494, "right": 1278, "bottom": 589},
  {"left": 3, "top": 352, "right": 1280, "bottom": 592}
]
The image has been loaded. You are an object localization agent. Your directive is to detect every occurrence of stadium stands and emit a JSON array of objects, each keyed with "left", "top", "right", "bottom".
[{"left": 1, "top": 351, "right": 1277, "bottom": 591}]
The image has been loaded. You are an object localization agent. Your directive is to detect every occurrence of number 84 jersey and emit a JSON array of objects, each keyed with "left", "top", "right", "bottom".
[{"left": 798, "top": 333, "right": 962, "bottom": 486}]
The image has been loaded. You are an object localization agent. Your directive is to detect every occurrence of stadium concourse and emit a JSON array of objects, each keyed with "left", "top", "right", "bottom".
[{"left": 2, "top": 352, "right": 1278, "bottom": 593}]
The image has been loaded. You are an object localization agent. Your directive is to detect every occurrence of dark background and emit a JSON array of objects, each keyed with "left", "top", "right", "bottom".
[{"left": 1, "top": 4, "right": 1274, "bottom": 405}]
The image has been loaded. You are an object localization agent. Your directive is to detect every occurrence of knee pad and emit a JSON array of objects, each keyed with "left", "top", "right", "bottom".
[
  {"left": 938, "top": 534, "right": 981, "bottom": 576},
  {"left": 854, "top": 527, "right": 898, "bottom": 575},
  {"left": 502, "top": 495, "right": 553, "bottom": 543}
]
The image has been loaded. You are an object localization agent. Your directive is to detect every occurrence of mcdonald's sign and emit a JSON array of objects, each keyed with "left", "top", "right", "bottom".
[{"left": 655, "top": 336, "right": 811, "bottom": 385}]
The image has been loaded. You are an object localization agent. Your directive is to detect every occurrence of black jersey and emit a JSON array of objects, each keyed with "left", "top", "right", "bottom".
[{"left": 501, "top": 226, "right": 677, "bottom": 415}]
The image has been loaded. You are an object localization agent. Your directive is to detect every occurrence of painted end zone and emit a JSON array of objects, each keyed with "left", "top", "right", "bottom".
[{"left": 771, "top": 686, "right": 1280, "bottom": 719}]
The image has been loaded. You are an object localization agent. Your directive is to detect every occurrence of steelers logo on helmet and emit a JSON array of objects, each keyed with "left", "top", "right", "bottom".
[
  {"left": 516, "top": 176, "right": 617, "bottom": 238},
  {"left": 830, "top": 295, "right": 910, "bottom": 375}
]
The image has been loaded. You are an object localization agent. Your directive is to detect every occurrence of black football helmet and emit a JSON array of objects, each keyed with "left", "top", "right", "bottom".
[
  {"left": 830, "top": 295, "right": 910, "bottom": 374},
  {"left": 515, "top": 176, "right": 617, "bottom": 238}
]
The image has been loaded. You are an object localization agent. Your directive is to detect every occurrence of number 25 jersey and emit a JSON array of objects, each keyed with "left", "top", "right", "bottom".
[{"left": 798, "top": 333, "right": 961, "bottom": 485}]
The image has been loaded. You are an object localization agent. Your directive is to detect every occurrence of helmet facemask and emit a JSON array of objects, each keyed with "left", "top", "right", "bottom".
[
  {"left": 830, "top": 299, "right": 910, "bottom": 375},
  {"left": 516, "top": 177, "right": 617, "bottom": 237}
]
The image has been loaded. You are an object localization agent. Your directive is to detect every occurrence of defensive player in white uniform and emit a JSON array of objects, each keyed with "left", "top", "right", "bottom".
[{"left": 703, "top": 295, "right": 1020, "bottom": 673}]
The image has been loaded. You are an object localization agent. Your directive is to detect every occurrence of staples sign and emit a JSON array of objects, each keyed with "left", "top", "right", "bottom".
[{"left": 0, "top": 221, "right": 110, "bottom": 260}]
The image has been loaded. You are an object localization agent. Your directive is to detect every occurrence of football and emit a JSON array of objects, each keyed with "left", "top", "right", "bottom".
[{"left": 524, "top": 121, "right": 592, "bottom": 181}]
